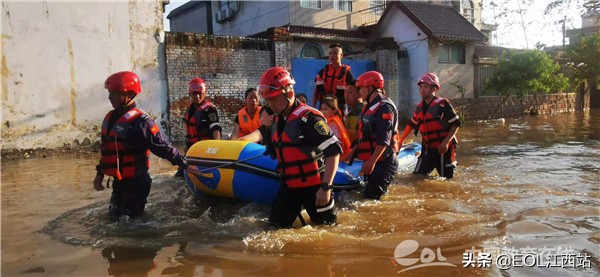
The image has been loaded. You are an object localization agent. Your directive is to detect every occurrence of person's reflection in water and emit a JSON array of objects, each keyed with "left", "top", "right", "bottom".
[
  {"left": 101, "top": 246, "right": 158, "bottom": 277},
  {"left": 161, "top": 243, "right": 223, "bottom": 277}
]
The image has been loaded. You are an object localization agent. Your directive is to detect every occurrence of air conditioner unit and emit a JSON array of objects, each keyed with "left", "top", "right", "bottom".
[
  {"left": 220, "top": 9, "right": 227, "bottom": 21},
  {"left": 214, "top": 11, "right": 221, "bottom": 23}
]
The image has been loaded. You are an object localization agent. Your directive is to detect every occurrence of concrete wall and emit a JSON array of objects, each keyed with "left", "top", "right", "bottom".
[
  {"left": 428, "top": 40, "right": 477, "bottom": 100},
  {"left": 290, "top": 0, "right": 370, "bottom": 29},
  {"left": 212, "top": 1, "right": 290, "bottom": 36},
  {"left": 165, "top": 32, "right": 273, "bottom": 142},
  {"left": 1, "top": 1, "right": 164, "bottom": 150},
  {"left": 375, "top": 7, "right": 429, "bottom": 118}
]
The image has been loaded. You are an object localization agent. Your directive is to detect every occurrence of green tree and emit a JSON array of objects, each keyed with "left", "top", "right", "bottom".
[
  {"left": 565, "top": 33, "right": 600, "bottom": 108},
  {"left": 484, "top": 50, "right": 569, "bottom": 118}
]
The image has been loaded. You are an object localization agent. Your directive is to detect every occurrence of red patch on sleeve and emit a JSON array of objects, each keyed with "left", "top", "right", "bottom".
[
  {"left": 150, "top": 125, "right": 159, "bottom": 135},
  {"left": 382, "top": 113, "right": 393, "bottom": 120}
]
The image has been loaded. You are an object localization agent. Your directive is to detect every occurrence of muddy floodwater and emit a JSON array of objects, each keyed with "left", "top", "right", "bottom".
[{"left": 2, "top": 110, "right": 599, "bottom": 277}]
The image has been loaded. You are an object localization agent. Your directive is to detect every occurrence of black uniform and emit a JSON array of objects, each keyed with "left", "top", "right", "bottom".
[
  {"left": 268, "top": 99, "right": 343, "bottom": 227},
  {"left": 361, "top": 94, "right": 399, "bottom": 200},
  {"left": 97, "top": 104, "right": 187, "bottom": 218},
  {"left": 409, "top": 97, "right": 462, "bottom": 179}
]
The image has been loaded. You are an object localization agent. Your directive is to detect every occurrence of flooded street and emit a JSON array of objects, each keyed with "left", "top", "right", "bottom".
[{"left": 2, "top": 110, "right": 599, "bottom": 276}]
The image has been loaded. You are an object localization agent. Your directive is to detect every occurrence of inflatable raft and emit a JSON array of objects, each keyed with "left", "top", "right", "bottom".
[{"left": 184, "top": 140, "right": 421, "bottom": 204}]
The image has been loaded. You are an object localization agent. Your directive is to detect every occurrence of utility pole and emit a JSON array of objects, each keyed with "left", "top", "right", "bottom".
[
  {"left": 562, "top": 15, "right": 567, "bottom": 49},
  {"left": 516, "top": 0, "right": 529, "bottom": 49}
]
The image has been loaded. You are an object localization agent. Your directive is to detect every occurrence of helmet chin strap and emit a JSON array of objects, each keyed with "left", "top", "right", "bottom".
[
  {"left": 366, "top": 87, "right": 378, "bottom": 103},
  {"left": 118, "top": 95, "right": 134, "bottom": 111},
  {"left": 279, "top": 89, "right": 293, "bottom": 116}
]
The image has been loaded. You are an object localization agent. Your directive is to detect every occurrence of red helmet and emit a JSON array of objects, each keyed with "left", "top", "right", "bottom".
[
  {"left": 104, "top": 71, "right": 141, "bottom": 95},
  {"left": 258, "top": 67, "right": 296, "bottom": 99},
  {"left": 417, "top": 73, "right": 440, "bottom": 89},
  {"left": 189, "top": 78, "right": 207, "bottom": 94},
  {"left": 356, "top": 71, "right": 384, "bottom": 89}
]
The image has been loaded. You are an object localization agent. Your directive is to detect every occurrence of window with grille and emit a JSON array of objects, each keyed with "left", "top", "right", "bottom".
[
  {"left": 438, "top": 42, "right": 465, "bottom": 64},
  {"left": 334, "top": 0, "right": 352, "bottom": 12},
  {"left": 301, "top": 42, "right": 324, "bottom": 58},
  {"left": 369, "top": 0, "right": 387, "bottom": 15},
  {"left": 301, "top": 0, "right": 321, "bottom": 9}
]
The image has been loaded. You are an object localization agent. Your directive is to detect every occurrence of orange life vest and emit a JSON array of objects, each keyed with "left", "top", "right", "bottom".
[
  {"left": 325, "top": 115, "right": 351, "bottom": 160},
  {"left": 272, "top": 104, "right": 326, "bottom": 188},
  {"left": 355, "top": 97, "right": 400, "bottom": 162},
  {"left": 344, "top": 103, "right": 364, "bottom": 145},
  {"left": 316, "top": 64, "right": 351, "bottom": 95},
  {"left": 100, "top": 107, "right": 151, "bottom": 180},
  {"left": 414, "top": 97, "right": 454, "bottom": 149},
  {"left": 185, "top": 100, "right": 216, "bottom": 147},
  {"left": 237, "top": 106, "right": 262, "bottom": 137}
]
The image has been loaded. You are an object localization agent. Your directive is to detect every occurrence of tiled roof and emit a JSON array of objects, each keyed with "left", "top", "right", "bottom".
[
  {"left": 249, "top": 25, "right": 371, "bottom": 40},
  {"left": 474, "top": 45, "right": 509, "bottom": 58},
  {"left": 288, "top": 25, "right": 370, "bottom": 39},
  {"left": 391, "top": 1, "right": 486, "bottom": 42}
]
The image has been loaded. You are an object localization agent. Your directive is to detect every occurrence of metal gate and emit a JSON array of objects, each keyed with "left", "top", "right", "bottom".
[{"left": 291, "top": 58, "right": 376, "bottom": 105}]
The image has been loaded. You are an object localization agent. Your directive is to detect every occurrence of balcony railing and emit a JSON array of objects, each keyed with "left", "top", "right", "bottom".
[{"left": 359, "top": 3, "right": 388, "bottom": 26}]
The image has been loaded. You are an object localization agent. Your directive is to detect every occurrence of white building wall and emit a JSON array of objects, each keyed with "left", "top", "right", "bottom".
[
  {"left": 1, "top": 1, "right": 164, "bottom": 150},
  {"left": 212, "top": 1, "right": 290, "bottom": 36},
  {"left": 376, "top": 8, "right": 430, "bottom": 115}
]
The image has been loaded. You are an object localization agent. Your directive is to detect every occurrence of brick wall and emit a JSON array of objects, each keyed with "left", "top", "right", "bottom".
[
  {"left": 452, "top": 92, "right": 581, "bottom": 121},
  {"left": 271, "top": 27, "right": 293, "bottom": 70},
  {"left": 352, "top": 38, "right": 415, "bottom": 121},
  {"left": 165, "top": 32, "right": 273, "bottom": 142}
]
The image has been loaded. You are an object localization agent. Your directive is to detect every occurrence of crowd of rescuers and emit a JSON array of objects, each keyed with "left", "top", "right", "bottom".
[{"left": 94, "top": 64, "right": 461, "bottom": 227}]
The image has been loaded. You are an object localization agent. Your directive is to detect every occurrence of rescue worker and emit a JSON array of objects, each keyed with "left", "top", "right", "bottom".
[
  {"left": 258, "top": 67, "right": 342, "bottom": 228},
  {"left": 93, "top": 71, "right": 196, "bottom": 219},
  {"left": 343, "top": 79, "right": 364, "bottom": 144},
  {"left": 230, "top": 88, "right": 261, "bottom": 140},
  {"left": 398, "top": 73, "right": 461, "bottom": 179},
  {"left": 344, "top": 71, "right": 400, "bottom": 200},
  {"left": 312, "top": 44, "right": 354, "bottom": 110},
  {"left": 174, "top": 77, "right": 222, "bottom": 177},
  {"left": 184, "top": 77, "right": 222, "bottom": 146}
]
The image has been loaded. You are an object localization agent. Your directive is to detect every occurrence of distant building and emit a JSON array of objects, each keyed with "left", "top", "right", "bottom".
[
  {"left": 165, "top": 1, "right": 496, "bottom": 118},
  {"left": 167, "top": 1, "right": 494, "bottom": 40},
  {"left": 566, "top": 0, "right": 600, "bottom": 44},
  {"left": 367, "top": 1, "right": 486, "bottom": 110}
]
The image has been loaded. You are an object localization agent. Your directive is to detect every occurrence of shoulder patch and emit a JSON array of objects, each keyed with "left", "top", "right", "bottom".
[
  {"left": 150, "top": 124, "right": 159, "bottom": 135},
  {"left": 314, "top": 120, "right": 330, "bottom": 136},
  {"left": 382, "top": 113, "right": 393, "bottom": 120},
  {"left": 208, "top": 113, "right": 218, "bottom": 122}
]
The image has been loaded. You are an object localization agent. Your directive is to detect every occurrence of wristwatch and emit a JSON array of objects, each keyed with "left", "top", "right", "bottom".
[{"left": 320, "top": 182, "right": 333, "bottom": 190}]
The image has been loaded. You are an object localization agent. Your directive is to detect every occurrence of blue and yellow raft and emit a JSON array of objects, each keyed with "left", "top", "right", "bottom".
[{"left": 184, "top": 140, "right": 421, "bottom": 204}]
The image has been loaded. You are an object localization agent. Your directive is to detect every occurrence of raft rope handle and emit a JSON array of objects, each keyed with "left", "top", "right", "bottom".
[{"left": 194, "top": 154, "right": 266, "bottom": 174}]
